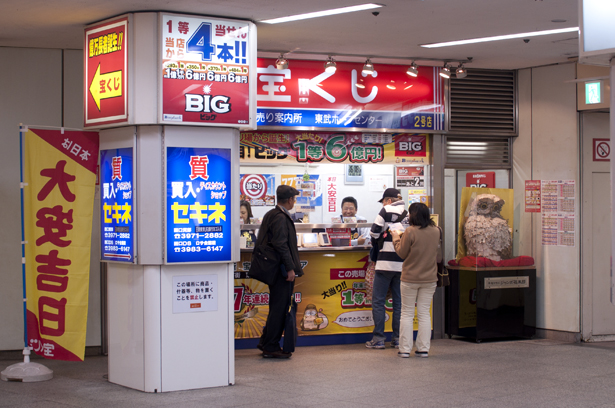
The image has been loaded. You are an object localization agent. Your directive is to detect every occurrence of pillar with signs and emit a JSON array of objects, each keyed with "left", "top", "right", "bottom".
[{"left": 85, "top": 12, "right": 256, "bottom": 392}]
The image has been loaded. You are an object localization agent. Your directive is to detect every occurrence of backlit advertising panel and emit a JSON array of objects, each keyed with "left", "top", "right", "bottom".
[
  {"left": 84, "top": 17, "right": 128, "bottom": 127},
  {"left": 166, "top": 147, "right": 232, "bottom": 263},
  {"left": 161, "top": 14, "right": 254, "bottom": 127},
  {"left": 256, "top": 59, "right": 445, "bottom": 131},
  {"left": 100, "top": 148, "right": 134, "bottom": 262}
]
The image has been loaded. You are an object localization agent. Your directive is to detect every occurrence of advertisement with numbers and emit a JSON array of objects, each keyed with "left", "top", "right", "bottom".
[
  {"left": 256, "top": 59, "right": 444, "bottom": 131},
  {"left": 100, "top": 148, "right": 134, "bottom": 262},
  {"left": 166, "top": 147, "right": 232, "bottom": 263},
  {"left": 161, "top": 14, "right": 255, "bottom": 127}
]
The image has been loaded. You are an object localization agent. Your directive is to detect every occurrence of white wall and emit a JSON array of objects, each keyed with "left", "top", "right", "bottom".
[
  {"left": 515, "top": 63, "right": 580, "bottom": 333},
  {"left": 0, "top": 47, "right": 101, "bottom": 351}
]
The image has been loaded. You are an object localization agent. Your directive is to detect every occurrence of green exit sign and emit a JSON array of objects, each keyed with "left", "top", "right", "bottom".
[{"left": 586, "top": 81, "right": 601, "bottom": 104}]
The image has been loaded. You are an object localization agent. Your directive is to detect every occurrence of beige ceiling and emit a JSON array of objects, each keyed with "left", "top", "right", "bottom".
[{"left": 0, "top": 0, "right": 579, "bottom": 70}]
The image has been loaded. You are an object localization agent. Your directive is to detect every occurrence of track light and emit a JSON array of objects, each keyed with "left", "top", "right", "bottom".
[
  {"left": 324, "top": 56, "right": 337, "bottom": 73},
  {"left": 362, "top": 59, "right": 374, "bottom": 75},
  {"left": 455, "top": 64, "right": 467, "bottom": 79},
  {"left": 275, "top": 53, "right": 288, "bottom": 70},
  {"left": 406, "top": 62, "right": 418, "bottom": 77},
  {"left": 439, "top": 64, "right": 451, "bottom": 79}
]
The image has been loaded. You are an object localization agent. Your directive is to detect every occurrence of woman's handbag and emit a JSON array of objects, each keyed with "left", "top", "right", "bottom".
[{"left": 437, "top": 227, "right": 450, "bottom": 287}]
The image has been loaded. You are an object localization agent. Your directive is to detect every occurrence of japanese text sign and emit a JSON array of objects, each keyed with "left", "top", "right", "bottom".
[
  {"left": 166, "top": 147, "right": 232, "bottom": 263},
  {"left": 100, "top": 148, "right": 134, "bottom": 262},
  {"left": 173, "top": 275, "right": 218, "bottom": 313},
  {"left": 84, "top": 17, "right": 128, "bottom": 127},
  {"left": 24, "top": 128, "right": 99, "bottom": 361},
  {"left": 256, "top": 59, "right": 444, "bottom": 131},
  {"left": 161, "top": 14, "right": 254, "bottom": 126},
  {"left": 240, "top": 131, "right": 430, "bottom": 164},
  {"left": 466, "top": 172, "right": 495, "bottom": 188}
]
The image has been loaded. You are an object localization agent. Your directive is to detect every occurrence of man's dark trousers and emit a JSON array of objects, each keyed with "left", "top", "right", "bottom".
[{"left": 259, "top": 274, "right": 294, "bottom": 352}]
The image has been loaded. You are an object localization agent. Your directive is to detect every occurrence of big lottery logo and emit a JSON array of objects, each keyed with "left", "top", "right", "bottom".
[{"left": 240, "top": 174, "right": 267, "bottom": 200}]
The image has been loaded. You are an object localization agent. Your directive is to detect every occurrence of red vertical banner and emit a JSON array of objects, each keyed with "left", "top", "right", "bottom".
[
  {"left": 84, "top": 17, "right": 128, "bottom": 127},
  {"left": 525, "top": 180, "right": 541, "bottom": 213},
  {"left": 24, "top": 128, "right": 99, "bottom": 361}
]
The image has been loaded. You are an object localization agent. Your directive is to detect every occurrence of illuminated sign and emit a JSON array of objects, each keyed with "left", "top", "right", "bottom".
[
  {"left": 166, "top": 147, "right": 232, "bottom": 263},
  {"left": 585, "top": 81, "right": 601, "bottom": 104},
  {"left": 84, "top": 17, "right": 128, "bottom": 127},
  {"left": 100, "top": 148, "right": 134, "bottom": 262}
]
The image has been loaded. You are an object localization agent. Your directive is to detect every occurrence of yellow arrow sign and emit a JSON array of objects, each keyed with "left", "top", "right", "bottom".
[{"left": 89, "top": 63, "right": 122, "bottom": 110}]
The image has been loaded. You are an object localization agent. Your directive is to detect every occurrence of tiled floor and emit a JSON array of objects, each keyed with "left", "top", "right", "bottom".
[{"left": 1, "top": 338, "right": 615, "bottom": 407}]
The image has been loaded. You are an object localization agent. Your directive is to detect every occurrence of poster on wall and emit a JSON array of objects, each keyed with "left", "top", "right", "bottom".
[
  {"left": 239, "top": 173, "right": 275, "bottom": 206},
  {"left": 395, "top": 165, "right": 424, "bottom": 188},
  {"left": 84, "top": 17, "right": 128, "bottom": 127},
  {"left": 24, "top": 128, "right": 99, "bottom": 361},
  {"left": 240, "top": 131, "right": 429, "bottom": 165},
  {"left": 100, "top": 148, "right": 134, "bottom": 262},
  {"left": 161, "top": 14, "right": 255, "bottom": 127},
  {"left": 233, "top": 252, "right": 428, "bottom": 339},
  {"left": 166, "top": 147, "right": 232, "bottom": 263},
  {"left": 525, "top": 180, "right": 541, "bottom": 212},
  {"left": 172, "top": 275, "right": 218, "bottom": 313},
  {"left": 281, "top": 174, "right": 322, "bottom": 212},
  {"left": 255, "top": 59, "right": 445, "bottom": 131},
  {"left": 466, "top": 172, "right": 495, "bottom": 188}
]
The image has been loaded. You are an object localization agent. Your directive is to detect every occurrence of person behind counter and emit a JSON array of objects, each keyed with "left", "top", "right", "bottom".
[
  {"left": 391, "top": 202, "right": 440, "bottom": 359},
  {"left": 341, "top": 196, "right": 370, "bottom": 246},
  {"left": 240, "top": 200, "right": 257, "bottom": 247}
]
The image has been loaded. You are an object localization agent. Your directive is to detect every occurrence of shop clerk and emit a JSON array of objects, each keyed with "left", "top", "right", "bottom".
[
  {"left": 341, "top": 196, "right": 371, "bottom": 246},
  {"left": 240, "top": 200, "right": 258, "bottom": 246}
]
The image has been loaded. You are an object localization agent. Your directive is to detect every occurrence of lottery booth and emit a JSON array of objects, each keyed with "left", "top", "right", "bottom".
[{"left": 235, "top": 58, "right": 446, "bottom": 347}]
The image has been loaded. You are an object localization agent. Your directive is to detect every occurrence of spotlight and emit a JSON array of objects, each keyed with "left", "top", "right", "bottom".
[
  {"left": 406, "top": 62, "right": 418, "bottom": 77},
  {"left": 275, "top": 53, "right": 288, "bottom": 70},
  {"left": 439, "top": 64, "right": 451, "bottom": 79},
  {"left": 324, "top": 56, "right": 337, "bottom": 73},
  {"left": 455, "top": 64, "right": 467, "bottom": 79},
  {"left": 362, "top": 58, "right": 374, "bottom": 75}
]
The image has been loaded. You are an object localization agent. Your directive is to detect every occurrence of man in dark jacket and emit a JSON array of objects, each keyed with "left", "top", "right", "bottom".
[{"left": 255, "top": 185, "right": 303, "bottom": 358}]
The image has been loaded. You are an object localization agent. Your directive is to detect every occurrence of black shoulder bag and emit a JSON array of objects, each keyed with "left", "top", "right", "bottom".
[{"left": 248, "top": 215, "right": 281, "bottom": 286}]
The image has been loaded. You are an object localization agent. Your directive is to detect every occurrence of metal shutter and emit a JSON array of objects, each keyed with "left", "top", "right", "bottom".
[
  {"left": 448, "top": 69, "right": 517, "bottom": 135},
  {"left": 445, "top": 137, "right": 511, "bottom": 169}
]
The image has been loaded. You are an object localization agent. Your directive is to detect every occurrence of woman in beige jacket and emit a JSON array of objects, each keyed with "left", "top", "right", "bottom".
[{"left": 391, "top": 203, "right": 441, "bottom": 358}]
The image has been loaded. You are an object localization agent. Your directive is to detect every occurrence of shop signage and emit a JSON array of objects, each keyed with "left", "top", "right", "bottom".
[
  {"left": 84, "top": 17, "right": 128, "bottom": 127},
  {"left": 100, "top": 148, "right": 134, "bottom": 262},
  {"left": 525, "top": 180, "right": 541, "bottom": 213},
  {"left": 240, "top": 131, "right": 430, "bottom": 164},
  {"left": 172, "top": 275, "right": 218, "bottom": 313},
  {"left": 239, "top": 173, "right": 275, "bottom": 206},
  {"left": 396, "top": 166, "right": 425, "bottom": 188},
  {"left": 593, "top": 138, "right": 610, "bottom": 161},
  {"left": 256, "top": 59, "right": 444, "bottom": 131},
  {"left": 484, "top": 276, "right": 529, "bottom": 289},
  {"left": 466, "top": 172, "right": 495, "bottom": 188},
  {"left": 161, "top": 14, "right": 254, "bottom": 127},
  {"left": 166, "top": 147, "right": 232, "bottom": 263}
]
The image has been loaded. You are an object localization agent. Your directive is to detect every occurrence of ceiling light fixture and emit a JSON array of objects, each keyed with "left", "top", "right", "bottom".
[
  {"left": 406, "top": 62, "right": 418, "bottom": 77},
  {"left": 420, "top": 26, "right": 579, "bottom": 48},
  {"left": 439, "top": 64, "right": 451, "bottom": 79},
  {"left": 275, "top": 53, "right": 288, "bottom": 70},
  {"left": 455, "top": 64, "right": 467, "bottom": 79},
  {"left": 260, "top": 3, "right": 383, "bottom": 24},
  {"left": 362, "top": 59, "right": 374, "bottom": 75},
  {"left": 324, "top": 56, "right": 337, "bottom": 73}
]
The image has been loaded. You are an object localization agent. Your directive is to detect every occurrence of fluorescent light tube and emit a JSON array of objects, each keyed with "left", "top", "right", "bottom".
[
  {"left": 261, "top": 3, "right": 383, "bottom": 24},
  {"left": 421, "top": 27, "right": 579, "bottom": 48}
]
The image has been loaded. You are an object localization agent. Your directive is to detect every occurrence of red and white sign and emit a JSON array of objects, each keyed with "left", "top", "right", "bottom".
[
  {"left": 525, "top": 180, "right": 541, "bottom": 213},
  {"left": 395, "top": 135, "right": 427, "bottom": 158},
  {"left": 593, "top": 138, "right": 610, "bottom": 161},
  {"left": 240, "top": 174, "right": 267, "bottom": 200},
  {"left": 161, "top": 14, "right": 255, "bottom": 127},
  {"left": 84, "top": 17, "right": 128, "bottom": 127},
  {"left": 326, "top": 176, "right": 337, "bottom": 213},
  {"left": 466, "top": 172, "right": 495, "bottom": 188}
]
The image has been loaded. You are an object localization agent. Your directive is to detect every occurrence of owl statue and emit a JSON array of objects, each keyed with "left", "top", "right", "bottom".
[{"left": 464, "top": 194, "right": 512, "bottom": 261}]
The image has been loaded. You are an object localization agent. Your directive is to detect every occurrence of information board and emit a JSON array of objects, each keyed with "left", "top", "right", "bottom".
[
  {"left": 100, "top": 148, "right": 134, "bottom": 262},
  {"left": 166, "top": 147, "right": 232, "bottom": 263}
]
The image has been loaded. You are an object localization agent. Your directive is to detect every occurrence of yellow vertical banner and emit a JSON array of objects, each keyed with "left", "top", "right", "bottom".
[{"left": 23, "top": 128, "right": 99, "bottom": 361}]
